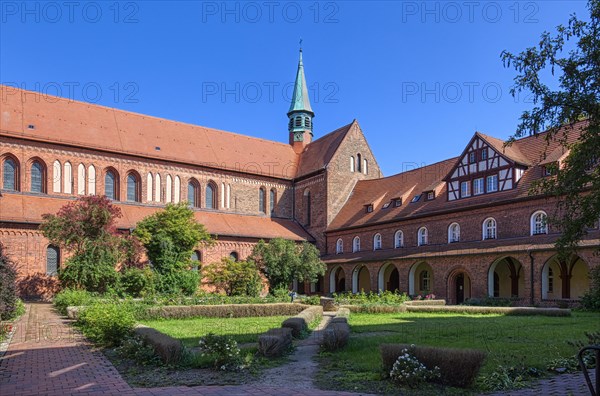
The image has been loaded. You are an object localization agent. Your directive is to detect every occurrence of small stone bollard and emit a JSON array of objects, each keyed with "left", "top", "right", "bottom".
[{"left": 320, "top": 297, "right": 337, "bottom": 312}]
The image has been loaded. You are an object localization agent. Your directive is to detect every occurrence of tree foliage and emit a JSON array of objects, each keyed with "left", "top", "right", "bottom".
[
  {"left": 501, "top": 0, "right": 600, "bottom": 253},
  {"left": 249, "top": 238, "right": 326, "bottom": 292},
  {"left": 205, "top": 258, "right": 263, "bottom": 297},
  {"left": 0, "top": 243, "right": 19, "bottom": 320}
]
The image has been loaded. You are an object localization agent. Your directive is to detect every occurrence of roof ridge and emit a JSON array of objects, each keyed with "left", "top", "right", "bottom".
[
  {"left": 356, "top": 156, "right": 460, "bottom": 184},
  {"left": 0, "top": 85, "right": 295, "bottom": 150}
]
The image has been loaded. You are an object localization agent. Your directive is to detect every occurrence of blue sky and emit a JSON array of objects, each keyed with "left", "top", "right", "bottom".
[{"left": 0, "top": 1, "right": 589, "bottom": 176}]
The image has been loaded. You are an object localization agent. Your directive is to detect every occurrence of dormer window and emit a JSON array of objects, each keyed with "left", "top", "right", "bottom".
[
  {"left": 365, "top": 204, "right": 374, "bottom": 213},
  {"left": 411, "top": 195, "right": 421, "bottom": 203},
  {"left": 382, "top": 202, "right": 391, "bottom": 209},
  {"left": 393, "top": 198, "right": 402, "bottom": 207},
  {"left": 426, "top": 191, "right": 435, "bottom": 201},
  {"left": 543, "top": 163, "right": 557, "bottom": 176}
]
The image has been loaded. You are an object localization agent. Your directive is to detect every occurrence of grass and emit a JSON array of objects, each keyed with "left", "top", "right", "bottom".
[
  {"left": 140, "top": 315, "right": 291, "bottom": 347},
  {"left": 315, "top": 311, "right": 600, "bottom": 395}
]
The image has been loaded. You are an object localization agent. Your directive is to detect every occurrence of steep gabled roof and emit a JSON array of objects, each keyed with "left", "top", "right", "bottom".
[
  {"left": 295, "top": 121, "right": 354, "bottom": 177},
  {"left": 0, "top": 86, "right": 300, "bottom": 180}
]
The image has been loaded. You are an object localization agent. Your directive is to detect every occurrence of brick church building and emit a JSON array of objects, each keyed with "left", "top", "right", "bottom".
[{"left": 1, "top": 51, "right": 598, "bottom": 303}]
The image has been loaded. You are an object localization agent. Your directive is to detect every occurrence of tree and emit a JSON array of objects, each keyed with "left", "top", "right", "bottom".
[
  {"left": 40, "top": 196, "right": 142, "bottom": 292},
  {"left": 249, "top": 238, "right": 326, "bottom": 292},
  {"left": 0, "top": 243, "right": 19, "bottom": 320},
  {"left": 501, "top": 0, "right": 600, "bottom": 254},
  {"left": 134, "top": 203, "right": 212, "bottom": 294},
  {"left": 205, "top": 258, "right": 262, "bottom": 297}
]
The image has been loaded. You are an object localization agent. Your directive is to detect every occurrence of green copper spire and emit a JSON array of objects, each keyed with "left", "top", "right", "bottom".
[
  {"left": 288, "top": 48, "right": 314, "bottom": 115},
  {"left": 288, "top": 47, "right": 314, "bottom": 139}
]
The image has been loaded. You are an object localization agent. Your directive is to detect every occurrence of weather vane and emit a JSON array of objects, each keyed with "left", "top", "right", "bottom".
[{"left": 299, "top": 38, "right": 303, "bottom": 50}]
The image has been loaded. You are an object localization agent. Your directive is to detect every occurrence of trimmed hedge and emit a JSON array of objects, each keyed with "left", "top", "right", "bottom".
[
  {"left": 134, "top": 324, "right": 184, "bottom": 364},
  {"left": 340, "top": 304, "right": 408, "bottom": 314},
  {"left": 282, "top": 305, "right": 323, "bottom": 337},
  {"left": 405, "top": 305, "right": 571, "bottom": 316},
  {"left": 145, "top": 303, "right": 309, "bottom": 320},
  {"left": 404, "top": 299, "right": 446, "bottom": 306},
  {"left": 257, "top": 327, "right": 293, "bottom": 357},
  {"left": 381, "top": 344, "right": 486, "bottom": 388},
  {"left": 321, "top": 308, "right": 351, "bottom": 351}
]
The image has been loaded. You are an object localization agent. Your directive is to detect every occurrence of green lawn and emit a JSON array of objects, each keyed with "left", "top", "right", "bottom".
[
  {"left": 316, "top": 311, "right": 600, "bottom": 394},
  {"left": 141, "top": 316, "right": 290, "bottom": 347}
]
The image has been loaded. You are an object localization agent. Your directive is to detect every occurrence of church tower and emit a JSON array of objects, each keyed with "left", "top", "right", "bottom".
[{"left": 288, "top": 48, "right": 314, "bottom": 153}]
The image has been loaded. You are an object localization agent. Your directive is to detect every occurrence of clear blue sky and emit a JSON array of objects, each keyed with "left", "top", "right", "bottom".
[{"left": 0, "top": 1, "right": 589, "bottom": 176}]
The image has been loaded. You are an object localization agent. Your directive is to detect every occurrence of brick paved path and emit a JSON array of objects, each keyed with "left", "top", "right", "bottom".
[
  {"left": 485, "top": 370, "right": 596, "bottom": 396},
  {"left": 0, "top": 303, "right": 369, "bottom": 396}
]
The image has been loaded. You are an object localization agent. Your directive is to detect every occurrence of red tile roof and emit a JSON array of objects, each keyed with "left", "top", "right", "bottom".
[
  {"left": 296, "top": 121, "right": 354, "bottom": 177},
  {"left": 327, "top": 121, "right": 587, "bottom": 231},
  {"left": 0, "top": 193, "right": 313, "bottom": 241}
]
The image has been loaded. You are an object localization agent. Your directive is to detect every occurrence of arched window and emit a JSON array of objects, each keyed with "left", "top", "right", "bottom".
[
  {"left": 52, "top": 160, "right": 61, "bottom": 193},
  {"left": 191, "top": 250, "right": 201, "bottom": 271},
  {"left": 77, "top": 164, "right": 86, "bottom": 195},
  {"left": 146, "top": 173, "right": 153, "bottom": 202},
  {"left": 63, "top": 162, "right": 72, "bottom": 194},
  {"left": 226, "top": 184, "right": 231, "bottom": 209},
  {"left": 350, "top": 156, "right": 355, "bottom": 172},
  {"left": 373, "top": 233, "right": 382, "bottom": 250},
  {"left": 105, "top": 169, "right": 118, "bottom": 200},
  {"left": 127, "top": 172, "right": 140, "bottom": 202},
  {"left": 270, "top": 189, "right": 276, "bottom": 214},
  {"left": 166, "top": 175, "right": 173, "bottom": 203},
  {"left": 127, "top": 172, "right": 141, "bottom": 202},
  {"left": 87, "top": 165, "right": 96, "bottom": 195},
  {"left": 154, "top": 173, "right": 161, "bottom": 202},
  {"left": 483, "top": 218, "right": 497, "bottom": 240},
  {"left": 46, "top": 245, "right": 60, "bottom": 276},
  {"left": 259, "top": 187, "right": 266, "bottom": 213},
  {"left": 230, "top": 251, "right": 239, "bottom": 261},
  {"left": 448, "top": 223, "right": 460, "bottom": 243},
  {"left": 352, "top": 236, "right": 361, "bottom": 252},
  {"left": 2, "top": 157, "right": 18, "bottom": 191},
  {"left": 30, "top": 160, "right": 45, "bottom": 193},
  {"left": 336, "top": 238, "right": 344, "bottom": 254},
  {"left": 418, "top": 227, "right": 428, "bottom": 246},
  {"left": 303, "top": 189, "right": 311, "bottom": 226},
  {"left": 394, "top": 230, "right": 404, "bottom": 248},
  {"left": 187, "top": 179, "right": 200, "bottom": 208},
  {"left": 357, "top": 154, "right": 362, "bottom": 172},
  {"left": 363, "top": 159, "right": 368, "bottom": 175},
  {"left": 419, "top": 270, "right": 430, "bottom": 291},
  {"left": 221, "top": 182, "right": 225, "bottom": 208},
  {"left": 206, "top": 182, "right": 217, "bottom": 209},
  {"left": 531, "top": 211, "right": 548, "bottom": 235}
]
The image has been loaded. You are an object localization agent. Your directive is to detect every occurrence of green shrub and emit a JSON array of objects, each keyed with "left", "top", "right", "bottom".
[
  {"left": 381, "top": 344, "right": 486, "bottom": 388},
  {"left": 77, "top": 302, "right": 136, "bottom": 346},
  {"left": 204, "top": 258, "right": 262, "bottom": 297},
  {"left": 133, "top": 324, "right": 184, "bottom": 364},
  {"left": 120, "top": 267, "right": 155, "bottom": 297},
  {"left": 341, "top": 304, "right": 408, "bottom": 314},
  {"left": 0, "top": 243, "right": 19, "bottom": 321},
  {"left": 480, "top": 361, "right": 542, "bottom": 391},
  {"left": 53, "top": 289, "right": 96, "bottom": 315},
  {"left": 59, "top": 248, "right": 120, "bottom": 294},
  {"left": 463, "top": 297, "right": 518, "bottom": 307},
  {"left": 198, "top": 333, "right": 242, "bottom": 371},
  {"left": 389, "top": 347, "right": 441, "bottom": 388},
  {"left": 581, "top": 266, "right": 600, "bottom": 311},
  {"left": 155, "top": 270, "right": 199, "bottom": 296},
  {"left": 116, "top": 334, "right": 161, "bottom": 365}
]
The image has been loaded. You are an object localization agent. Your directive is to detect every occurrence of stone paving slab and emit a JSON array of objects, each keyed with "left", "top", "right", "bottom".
[{"left": 484, "top": 370, "right": 596, "bottom": 396}]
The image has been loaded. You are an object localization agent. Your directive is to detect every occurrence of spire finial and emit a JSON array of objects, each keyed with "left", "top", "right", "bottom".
[{"left": 299, "top": 38, "right": 303, "bottom": 51}]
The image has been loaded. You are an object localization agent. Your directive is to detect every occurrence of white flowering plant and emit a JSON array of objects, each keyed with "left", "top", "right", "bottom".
[
  {"left": 198, "top": 332, "right": 242, "bottom": 371},
  {"left": 389, "top": 348, "right": 441, "bottom": 388}
]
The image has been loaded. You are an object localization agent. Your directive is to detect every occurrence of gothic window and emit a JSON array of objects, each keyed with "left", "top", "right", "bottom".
[
  {"left": 259, "top": 187, "right": 266, "bottom": 213},
  {"left": 206, "top": 182, "right": 217, "bottom": 209},
  {"left": 483, "top": 218, "right": 497, "bottom": 240},
  {"left": 53, "top": 160, "right": 61, "bottom": 192},
  {"left": 191, "top": 250, "right": 201, "bottom": 271},
  {"left": 230, "top": 251, "right": 239, "bottom": 261},
  {"left": 336, "top": 239, "right": 343, "bottom": 254},
  {"left": 77, "top": 164, "right": 86, "bottom": 195},
  {"left": 350, "top": 156, "right": 355, "bottom": 172},
  {"left": 46, "top": 245, "right": 60, "bottom": 276},
  {"left": 87, "top": 165, "right": 96, "bottom": 195},
  {"left": 303, "top": 189, "right": 311, "bottom": 226},
  {"left": 270, "top": 189, "right": 276, "bottom": 214},
  {"left": 357, "top": 154, "right": 362, "bottom": 172},
  {"left": 30, "top": 160, "right": 45, "bottom": 193},
  {"left": 127, "top": 172, "right": 141, "bottom": 202},
  {"left": 105, "top": 169, "right": 118, "bottom": 200},
  {"left": 2, "top": 157, "right": 18, "bottom": 191},
  {"left": 188, "top": 179, "right": 200, "bottom": 208},
  {"left": 63, "top": 162, "right": 72, "bottom": 194}
]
